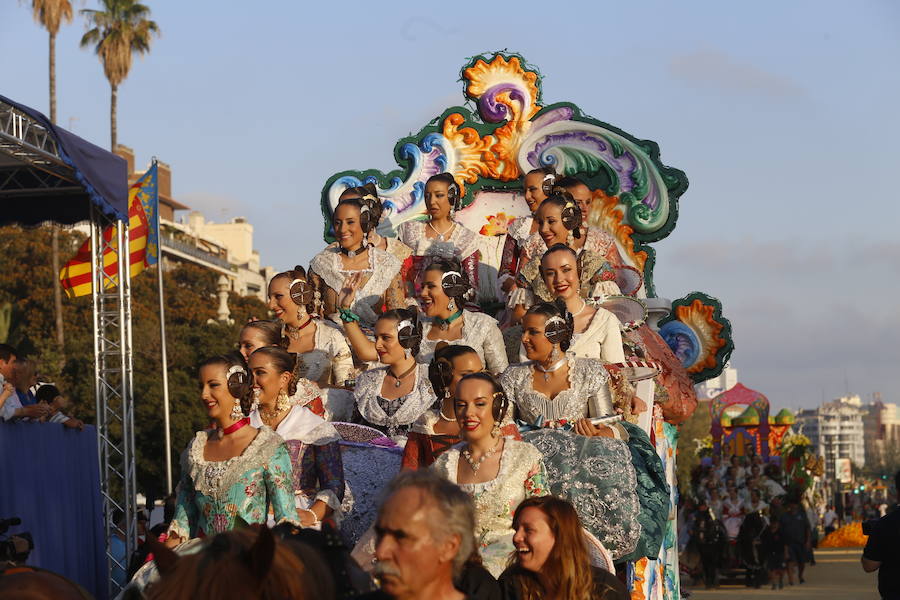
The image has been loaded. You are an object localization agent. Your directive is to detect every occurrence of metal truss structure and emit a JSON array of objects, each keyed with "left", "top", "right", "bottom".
[{"left": 0, "top": 97, "right": 136, "bottom": 597}]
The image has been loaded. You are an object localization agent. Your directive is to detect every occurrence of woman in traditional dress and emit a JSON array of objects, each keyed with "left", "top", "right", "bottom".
[
  {"left": 402, "top": 343, "right": 520, "bottom": 470},
  {"left": 237, "top": 319, "right": 281, "bottom": 361},
  {"left": 509, "top": 192, "right": 620, "bottom": 321},
  {"left": 397, "top": 172, "right": 481, "bottom": 298},
  {"left": 337, "top": 183, "right": 412, "bottom": 263},
  {"left": 309, "top": 196, "right": 406, "bottom": 331},
  {"left": 247, "top": 347, "right": 345, "bottom": 529},
  {"left": 351, "top": 308, "right": 435, "bottom": 445},
  {"left": 498, "top": 167, "right": 557, "bottom": 296},
  {"left": 266, "top": 267, "right": 354, "bottom": 389},
  {"left": 165, "top": 352, "right": 298, "bottom": 546},
  {"left": 537, "top": 244, "right": 624, "bottom": 363},
  {"left": 431, "top": 372, "right": 548, "bottom": 577},
  {"left": 500, "top": 300, "right": 669, "bottom": 563},
  {"left": 722, "top": 484, "right": 746, "bottom": 540},
  {"left": 340, "top": 258, "right": 508, "bottom": 375}
]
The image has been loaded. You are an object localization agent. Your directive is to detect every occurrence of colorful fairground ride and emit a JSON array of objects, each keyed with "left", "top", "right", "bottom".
[
  {"left": 319, "top": 52, "right": 735, "bottom": 599},
  {"left": 709, "top": 383, "right": 796, "bottom": 461}
]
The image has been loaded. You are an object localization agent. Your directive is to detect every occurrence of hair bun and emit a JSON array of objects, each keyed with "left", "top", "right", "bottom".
[{"left": 226, "top": 365, "right": 251, "bottom": 401}]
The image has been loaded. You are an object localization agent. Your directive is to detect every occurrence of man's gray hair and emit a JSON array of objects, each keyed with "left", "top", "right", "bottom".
[{"left": 381, "top": 470, "right": 476, "bottom": 578}]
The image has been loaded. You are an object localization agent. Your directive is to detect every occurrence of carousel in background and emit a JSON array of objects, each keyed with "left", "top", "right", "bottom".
[{"left": 317, "top": 52, "right": 735, "bottom": 600}]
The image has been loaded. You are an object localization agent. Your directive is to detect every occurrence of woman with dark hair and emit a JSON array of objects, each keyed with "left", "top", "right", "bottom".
[
  {"left": 248, "top": 347, "right": 345, "bottom": 529},
  {"left": 397, "top": 172, "right": 481, "bottom": 299},
  {"left": 499, "top": 496, "right": 628, "bottom": 600},
  {"left": 309, "top": 196, "right": 406, "bottom": 331},
  {"left": 237, "top": 319, "right": 282, "bottom": 361},
  {"left": 537, "top": 244, "right": 625, "bottom": 362},
  {"left": 266, "top": 268, "right": 354, "bottom": 390},
  {"left": 337, "top": 183, "right": 412, "bottom": 262},
  {"left": 165, "top": 352, "right": 298, "bottom": 547},
  {"left": 500, "top": 300, "right": 669, "bottom": 564},
  {"left": 341, "top": 258, "right": 508, "bottom": 374},
  {"left": 498, "top": 167, "right": 557, "bottom": 295},
  {"left": 509, "top": 193, "right": 620, "bottom": 320},
  {"left": 402, "top": 343, "right": 520, "bottom": 469},
  {"left": 351, "top": 309, "right": 436, "bottom": 444},
  {"left": 431, "top": 372, "right": 548, "bottom": 577}
]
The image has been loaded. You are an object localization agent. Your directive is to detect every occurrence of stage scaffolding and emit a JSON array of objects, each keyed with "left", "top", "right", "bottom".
[{"left": 1, "top": 97, "right": 135, "bottom": 598}]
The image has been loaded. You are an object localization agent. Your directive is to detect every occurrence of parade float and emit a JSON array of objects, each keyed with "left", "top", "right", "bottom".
[
  {"left": 319, "top": 52, "right": 734, "bottom": 600},
  {"left": 709, "top": 383, "right": 796, "bottom": 460}
]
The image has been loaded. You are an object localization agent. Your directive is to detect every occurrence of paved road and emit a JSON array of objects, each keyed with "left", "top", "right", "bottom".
[{"left": 686, "top": 549, "right": 880, "bottom": 600}]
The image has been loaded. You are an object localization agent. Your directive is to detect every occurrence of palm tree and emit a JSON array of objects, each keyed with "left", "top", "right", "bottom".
[
  {"left": 80, "top": 0, "right": 159, "bottom": 151},
  {"left": 29, "top": 0, "right": 73, "bottom": 351}
]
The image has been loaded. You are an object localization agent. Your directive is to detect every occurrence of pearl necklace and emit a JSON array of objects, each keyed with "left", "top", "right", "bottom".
[
  {"left": 534, "top": 357, "right": 567, "bottom": 382},
  {"left": 571, "top": 299, "right": 588, "bottom": 317},
  {"left": 461, "top": 438, "right": 502, "bottom": 473},
  {"left": 427, "top": 220, "right": 455, "bottom": 242}
]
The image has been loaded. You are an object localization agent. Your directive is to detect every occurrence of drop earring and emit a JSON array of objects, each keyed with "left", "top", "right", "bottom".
[
  {"left": 566, "top": 230, "right": 575, "bottom": 248},
  {"left": 447, "top": 299, "right": 455, "bottom": 312},
  {"left": 230, "top": 397, "right": 244, "bottom": 420},
  {"left": 491, "top": 422, "right": 501, "bottom": 438},
  {"left": 551, "top": 344, "right": 560, "bottom": 361}
]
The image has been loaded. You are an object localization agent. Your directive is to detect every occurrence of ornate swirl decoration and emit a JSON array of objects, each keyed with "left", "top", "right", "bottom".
[{"left": 658, "top": 293, "right": 734, "bottom": 383}]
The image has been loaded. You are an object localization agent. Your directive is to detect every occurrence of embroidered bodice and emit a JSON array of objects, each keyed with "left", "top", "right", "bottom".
[
  {"left": 353, "top": 364, "right": 436, "bottom": 442},
  {"left": 398, "top": 220, "right": 480, "bottom": 260},
  {"left": 431, "top": 439, "right": 548, "bottom": 577},
  {"left": 309, "top": 246, "right": 402, "bottom": 327},
  {"left": 168, "top": 427, "right": 298, "bottom": 540},
  {"left": 417, "top": 311, "right": 509, "bottom": 373},
  {"left": 296, "top": 320, "right": 354, "bottom": 387},
  {"left": 500, "top": 357, "right": 614, "bottom": 425}
]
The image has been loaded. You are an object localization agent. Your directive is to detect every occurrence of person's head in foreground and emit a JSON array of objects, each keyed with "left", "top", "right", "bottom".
[
  {"left": 146, "top": 526, "right": 333, "bottom": 600},
  {"left": 372, "top": 470, "right": 475, "bottom": 600},
  {"left": 503, "top": 495, "right": 625, "bottom": 600}
]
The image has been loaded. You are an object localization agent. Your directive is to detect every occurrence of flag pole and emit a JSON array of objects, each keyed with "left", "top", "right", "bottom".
[{"left": 153, "top": 157, "right": 173, "bottom": 494}]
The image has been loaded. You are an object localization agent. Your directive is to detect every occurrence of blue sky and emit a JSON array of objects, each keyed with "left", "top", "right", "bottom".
[{"left": 3, "top": 0, "right": 898, "bottom": 409}]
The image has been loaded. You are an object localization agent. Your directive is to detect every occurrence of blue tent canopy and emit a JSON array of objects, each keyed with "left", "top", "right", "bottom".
[{"left": 0, "top": 94, "right": 128, "bottom": 225}]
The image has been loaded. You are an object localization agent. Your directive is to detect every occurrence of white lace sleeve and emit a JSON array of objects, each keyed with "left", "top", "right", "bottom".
[{"left": 482, "top": 318, "right": 509, "bottom": 374}]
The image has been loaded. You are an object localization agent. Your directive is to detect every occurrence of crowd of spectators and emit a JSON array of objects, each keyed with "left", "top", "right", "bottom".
[
  {"left": 0, "top": 343, "right": 83, "bottom": 429},
  {"left": 679, "top": 452, "right": 814, "bottom": 590}
]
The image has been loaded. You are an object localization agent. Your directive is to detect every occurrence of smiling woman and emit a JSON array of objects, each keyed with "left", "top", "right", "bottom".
[
  {"left": 499, "top": 496, "right": 629, "bottom": 600},
  {"left": 164, "top": 352, "right": 300, "bottom": 547}
]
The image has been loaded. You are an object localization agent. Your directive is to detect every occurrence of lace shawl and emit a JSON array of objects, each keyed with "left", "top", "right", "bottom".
[
  {"left": 507, "top": 216, "right": 534, "bottom": 245},
  {"left": 431, "top": 439, "right": 548, "bottom": 577},
  {"left": 309, "top": 246, "right": 402, "bottom": 326},
  {"left": 398, "top": 220, "right": 480, "bottom": 261},
  {"left": 500, "top": 357, "right": 614, "bottom": 425},
  {"left": 520, "top": 226, "right": 616, "bottom": 262},
  {"left": 417, "top": 311, "right": 509, "bottom": 373},
  {"left": 354, "top": 364, "right": 436, "bottom": 432},
  {"left": 297, "top": 320, "right": 354, "bottom": 386}
]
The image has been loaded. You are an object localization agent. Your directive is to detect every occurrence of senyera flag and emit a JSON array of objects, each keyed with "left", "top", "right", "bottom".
[{"left": 59, "top": 164, "right": 159, "bottom": 298}]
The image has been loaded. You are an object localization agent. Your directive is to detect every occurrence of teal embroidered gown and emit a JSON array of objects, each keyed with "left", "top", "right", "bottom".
[
  {"left": 500, "top": 357, "right": 669, "bottom": 563},
  {"left": 168, "top": 426, "right": 299, "bottom": 540}
]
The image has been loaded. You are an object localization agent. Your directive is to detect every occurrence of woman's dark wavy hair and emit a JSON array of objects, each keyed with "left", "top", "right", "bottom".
[
  {"left": 378, "top": 308, "right": 423, "bottom": 358},
  {"left": 198, "top": 351, "right": 253, "bottom": 416},
  {"left": 423, "top": 257, "right": 473, "bottom": 306},
  {"left": 428, "top": 342, "right": 479, "bottom": 399},
  {"left": 524, "top": 298, "right": 574, "bottom": 352},
  {"left": 538, "top": 192, "right": 582, "bottom": 239}
]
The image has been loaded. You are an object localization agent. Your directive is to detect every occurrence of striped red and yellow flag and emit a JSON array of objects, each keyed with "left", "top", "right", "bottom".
[{"left": 60, "top": 166, "right": 159, "bottom": 298}]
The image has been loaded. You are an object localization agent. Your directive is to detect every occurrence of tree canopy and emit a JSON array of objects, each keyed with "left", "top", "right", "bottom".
[{"left": 0, "top": 225, "right": 267, "bottom": 497}]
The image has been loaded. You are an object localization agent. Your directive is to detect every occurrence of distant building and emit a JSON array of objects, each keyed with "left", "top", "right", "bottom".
[
  {"left": 862, "top": 393, "right": 900, "bottom": 465},
  {"left": 115, "top": 146, "right": 273, "bottom": 302},
  {"left": 695, "top": 362, "right": 738, "bottom": 399},
  {"left": 796, "top": 395, "right": 866, "bottom": 478}
]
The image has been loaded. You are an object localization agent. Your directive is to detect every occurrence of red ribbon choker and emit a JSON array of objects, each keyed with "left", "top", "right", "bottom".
[{"left": 222, "top": 417, "right": 250, "bottom": 435}]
